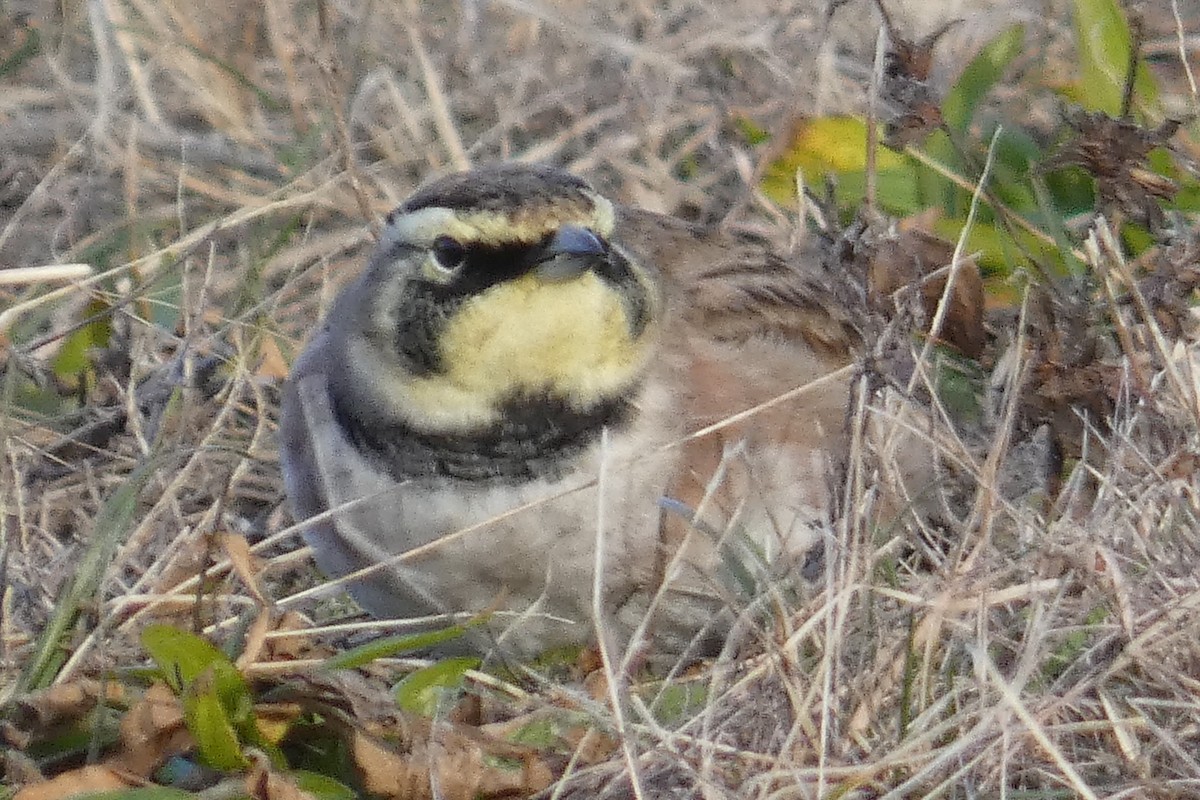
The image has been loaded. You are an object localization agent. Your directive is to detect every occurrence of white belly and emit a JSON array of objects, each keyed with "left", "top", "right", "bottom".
[{"left": 285, "top": 370, "right": 683, "bottom": 655}]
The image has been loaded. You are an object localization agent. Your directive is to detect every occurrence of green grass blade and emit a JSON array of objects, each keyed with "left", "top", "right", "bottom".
[
  {"left": 942, "top": 24, "right": 1025, "bottom": 133},
  {"left": 320, "top": 621, "right": 480, "bottom": 671},
  {"left": 16, "top": 458, "right": 161, "bottom": 695},
  {"left": 393, "top": 657, "right": 480, "bottom": 717}
]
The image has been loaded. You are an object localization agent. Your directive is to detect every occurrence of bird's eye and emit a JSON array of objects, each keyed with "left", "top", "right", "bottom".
[{"left": 430, "top": 235, "right": 466, "bottom": 273}]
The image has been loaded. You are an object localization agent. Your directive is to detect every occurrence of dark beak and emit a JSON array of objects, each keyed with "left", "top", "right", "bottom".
[{"left": 535, "top": 224, "right": 608, "bottom": 282}]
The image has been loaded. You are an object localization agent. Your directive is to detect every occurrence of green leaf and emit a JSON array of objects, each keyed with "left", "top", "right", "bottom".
[
  {"left": 142, "top": 625, "right": 261, "bottom": 761},
  {"left": 1030, "top": 172, "right": 1085, "bottom": 276},
  {"left": 917, "top": 125, "right": 1041, "bottom": 224},
  {"left": 785, "top": 117, "right": 899, "bottom": 172},
  {"left": 912, "top": 129, "right": 960, "bottom": 213},
  {"left": 921, "top": 24, "right": 1034, "bottom": 219},
  {"left": 503, "top": 716, "right": 560, "bottom": 749},
  {"left": 942, "top": 24, "right": 1025, "bottom": 133},
  {"left": 321, "top": 622, "right": 476, "bottom": 671},
  {"left": 732, "top": 115, "right": 770, "bottom": 145},
  {"left": 141, "top": 625, "right": 243, "bottom": 697},
  {"left": 1120, "top": 223, "right": 1155, "bottom": 258},
  {"left": 181, "top": 669, "right": 248, "bottom": 771},
  {"left": 273, "top": 717, "right": 356, "bottom": 784},
  {"left": 934, "top": 353, "right": 985, "bottom": 423},
  {"left": 393, "top": 657, "right": 479, "bottom": 717},
  {"left": 1040, "top": 605, "right": 1110, "bottom": 683},
  {"left": 50, "top": 299, "right": 114, "bottom": 385},
  {"left": 759, "top": 116, "right": 921, "bottom": 213},
  {"left": 1072, "top": 0, "right": 1159, "bottom": 115},
  {"left": 291, "top": 770, "right": 359, "bottom": 800},
  {"left": 0, "top": 22, "right": 39, "bottom": 78},
  {"left": 930, "top": 218, "right": 1062, "bottom": 279},
  {"left": 1170, "top": 178, "right": 1200, "bottom": 214},
  {"left": 647, "top": 680, "right": 709, "bottom": 728}
]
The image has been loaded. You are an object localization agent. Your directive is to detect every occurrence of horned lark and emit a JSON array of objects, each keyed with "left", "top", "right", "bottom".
[{"left": 280, "top": 163, "right": 867, "bottom": 657}]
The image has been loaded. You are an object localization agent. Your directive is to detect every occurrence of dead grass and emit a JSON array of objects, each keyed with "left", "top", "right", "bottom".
[{"left": 3, "top": 0, "right": 1200, "bottom": 797}]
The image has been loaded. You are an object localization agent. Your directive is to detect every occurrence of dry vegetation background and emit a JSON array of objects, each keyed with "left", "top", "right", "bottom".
[{"left": 2, "top": 0, "right": 1200, "bottom": 797}]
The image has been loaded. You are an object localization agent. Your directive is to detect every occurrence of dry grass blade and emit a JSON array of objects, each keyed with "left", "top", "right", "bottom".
[
  {"left": 977, "top": 647, "right": 1101, "bottom": 800},
  {"left": 0, "top": 264, "right": 94, "bottom": 286}
]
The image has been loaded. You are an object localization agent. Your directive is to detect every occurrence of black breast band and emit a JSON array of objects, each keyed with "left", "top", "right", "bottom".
[{"left": 329, "top": 388, "right": 634, "bottom": 483}]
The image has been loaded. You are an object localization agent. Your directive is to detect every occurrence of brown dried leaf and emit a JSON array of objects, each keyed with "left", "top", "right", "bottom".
[
  {"left": 111, "top": 681, "right": 193, "bottom": 777},
  {"left": 276, "top": 670, "right": 422, "bottom": 737},
  {"left": 256, "top": 332, "right": 291, "bottom": 380},
  {"left": 8, "top": 679, "right": 127, "bottom": 741},
  {"left": 245, "top": 750, "right": 318, "bottom": 800},
  {"left": 261, "top": 610, "right": 319, "bottom": 663},
  {"left": 871, "top": 0, "right": 957, "bottom": 148},
  {"left": 869, "top": 219, "right": 986, "bottom": 357},
  {"left": 350, "top": 727, "right": 432, "bottom": 798},
  {"left": 12, "top": 764, "right": 140, "bottom": 800},
  {"left": 1024, "top": 356, "right": 1124, "bottom": 460},
  {"left": 236, "top": 607, "right": 276, "bottom": 670},
  {"left": 319, "top": 708, "right": 555, "bottom": 800},
  {"left": 222, "top": 530, "right": 268, "bottom": 605}
]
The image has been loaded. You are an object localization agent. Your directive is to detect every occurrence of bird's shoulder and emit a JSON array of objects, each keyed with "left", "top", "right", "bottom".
[{"left": 614, "top": 205, "right": 861, "bottom": 363}]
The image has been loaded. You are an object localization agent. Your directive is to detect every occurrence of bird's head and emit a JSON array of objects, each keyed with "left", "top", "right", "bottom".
[{"left": 332, "top": 164, "right": 663, "bottom": 433}]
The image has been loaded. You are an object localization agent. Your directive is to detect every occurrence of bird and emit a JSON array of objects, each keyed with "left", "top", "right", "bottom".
[{"left": 279, "top": 162, "right": 871, "bottom": 659}]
